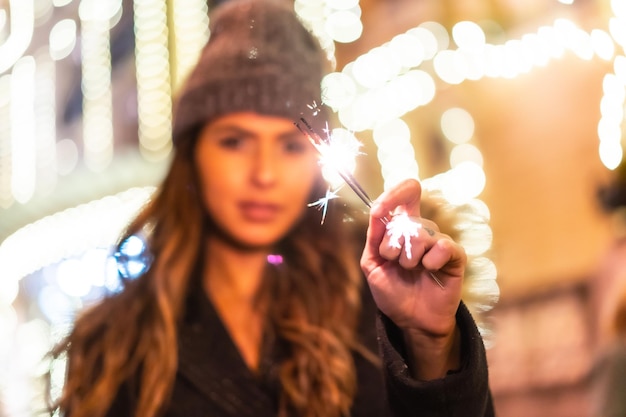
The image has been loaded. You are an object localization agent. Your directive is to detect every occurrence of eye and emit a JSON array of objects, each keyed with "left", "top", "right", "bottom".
[
  {"left": 218, "top": 136, "right": 244, "bottom": 149},
  {"left": 283, "top": 138, "right": 308, "bottom": 154}
]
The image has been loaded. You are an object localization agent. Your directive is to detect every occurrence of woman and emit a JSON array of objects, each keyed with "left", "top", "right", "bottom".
[{"left": 47, "top": 0, "right": 494, "bottom": 416}]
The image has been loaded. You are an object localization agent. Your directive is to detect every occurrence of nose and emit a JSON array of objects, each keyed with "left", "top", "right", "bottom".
[{"left": 251, "top": 143, "right": 278, "bottom": 187}]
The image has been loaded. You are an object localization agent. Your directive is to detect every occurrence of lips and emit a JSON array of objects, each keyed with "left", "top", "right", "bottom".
[{"left": 239, "top": 201, "right": 281, "bottom": 221}]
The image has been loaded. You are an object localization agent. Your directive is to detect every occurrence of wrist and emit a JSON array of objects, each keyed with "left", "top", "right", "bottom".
[{"left": 401, "top": 325, "right": 461, "bottom": 381}]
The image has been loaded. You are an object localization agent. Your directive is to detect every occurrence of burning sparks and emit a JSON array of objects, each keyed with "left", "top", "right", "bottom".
[
  {"left": 297, "top": 106, "right": 373, "bottom": 209},
  {"left": 297, "top": 102, "right": 370, "bottom": 223},
  {"left": 386, "top": 212, "right": 422, "bottom": 259},
  {"left": 386, "top": 213, "right": 444, "bottom": 288},
  {"left": 308, "top": 188, "right": 341, "bottom": 224}
]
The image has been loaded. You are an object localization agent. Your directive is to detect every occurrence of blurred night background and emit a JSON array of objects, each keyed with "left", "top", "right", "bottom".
[{"left": 1, "top": 0, "right": 625, "bottom": 416}]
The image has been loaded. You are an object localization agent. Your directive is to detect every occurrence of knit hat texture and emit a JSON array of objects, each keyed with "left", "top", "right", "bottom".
[{"left": 172, "top": 0, "right": 330, "bottom": 144}]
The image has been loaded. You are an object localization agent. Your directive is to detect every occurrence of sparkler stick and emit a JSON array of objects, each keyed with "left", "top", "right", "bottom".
[{"left": 296, "top": 116, "right": 444, "bottom": 288}]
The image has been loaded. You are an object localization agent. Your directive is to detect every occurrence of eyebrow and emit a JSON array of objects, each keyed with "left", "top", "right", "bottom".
[
  {"left": 207, "top": 124, "right": 305, "bottom": 141},
  {"left": 206, "top": 124, "right": 253, "bottom": 136}
]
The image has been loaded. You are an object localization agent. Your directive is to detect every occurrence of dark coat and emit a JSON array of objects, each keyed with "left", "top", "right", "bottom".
[{"left": 107, "top": 282, "right": 494, "bottom": 417}]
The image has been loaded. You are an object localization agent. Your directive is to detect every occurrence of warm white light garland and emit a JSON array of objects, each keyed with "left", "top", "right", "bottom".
[
  {"left": 0, "top": 74, "right": 10, "bottom": 209},
  {"left": 294, "top": 0, "right": 363, "bottom": 66},
  {"left": 0, "top": 186, "right": 154, "bottom": 284},
  {"left": 597, "top": 0, "right": 626, "bottom": 170},
  {"left": 133, "top": 0, "right": 173, "bottom": 161},
  {"left": 10, "top": 57, "right": 37, "bottom": 204},
  {"left": 171, "top": 0, "right": 210, "bottom": 91},
  {"left": 0, "top": 0, "right": 34, "bottom": 74},
  {"left": 34, "top": 51, "right": 58, "bottom": 198}
]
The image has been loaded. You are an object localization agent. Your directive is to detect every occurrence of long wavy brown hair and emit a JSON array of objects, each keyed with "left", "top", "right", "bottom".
[{"left": 46, "top": 129, "right": 376, "bottom": 417}]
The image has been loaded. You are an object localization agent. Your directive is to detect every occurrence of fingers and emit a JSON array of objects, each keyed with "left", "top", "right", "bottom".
[
  {"left": 378, "top": 215, "right": 465, "bottom": 276},
  {"left": 370, "top": 178, "right": 422, "bottom": 220},
  {"left": 378, "top": 216, "right": 436, "bottom": 268},
  {"left": 422, "top": 238, "right": 466, "bottom": 272},
  {"left": 363, "top": 179, "right": 422, "bottom": 276},
  {"left": 368, "top": 179, "right": 466, "bottom": 277},
  {"left": 361, "top": 203, "right": 389, "bottom": 274}
]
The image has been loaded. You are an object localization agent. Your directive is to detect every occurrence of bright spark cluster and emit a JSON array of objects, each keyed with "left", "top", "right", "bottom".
[
  {"left": 301, "top": 106, "right": 365, "bottom": 222},
  {"left": 386, "top": 212, "right": 422, "bottom": 259}
]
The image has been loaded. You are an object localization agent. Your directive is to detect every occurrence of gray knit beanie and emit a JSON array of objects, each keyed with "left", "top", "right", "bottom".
[{"left": 172, "top": 0, "right": 330, "bottom": 145}]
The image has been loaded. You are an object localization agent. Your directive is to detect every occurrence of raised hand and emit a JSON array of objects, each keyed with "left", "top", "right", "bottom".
[{"left": 360, "top": 178, "right": 467, "bottom": 379}]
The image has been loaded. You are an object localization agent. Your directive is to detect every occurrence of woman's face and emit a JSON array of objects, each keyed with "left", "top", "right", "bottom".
[{"left": 194, "top": 112, "right": 320, "bottom": 249}]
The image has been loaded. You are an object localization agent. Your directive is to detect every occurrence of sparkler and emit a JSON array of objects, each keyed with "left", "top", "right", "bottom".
[
  {"left": 295, "top": 115, "right": 377, "bottom": 212},
  {"left": 296, "top": 108, "right": 444, "bottom": 288}
]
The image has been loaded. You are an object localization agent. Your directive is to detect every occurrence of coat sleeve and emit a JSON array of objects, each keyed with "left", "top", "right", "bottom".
[{"left": 377, "top": 302, "right": 495, "bottom": 417}]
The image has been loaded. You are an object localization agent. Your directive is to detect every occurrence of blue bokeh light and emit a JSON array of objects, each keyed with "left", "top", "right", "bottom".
[{"left": 113, "top": 234, "right": 152, "bottom": 281}]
